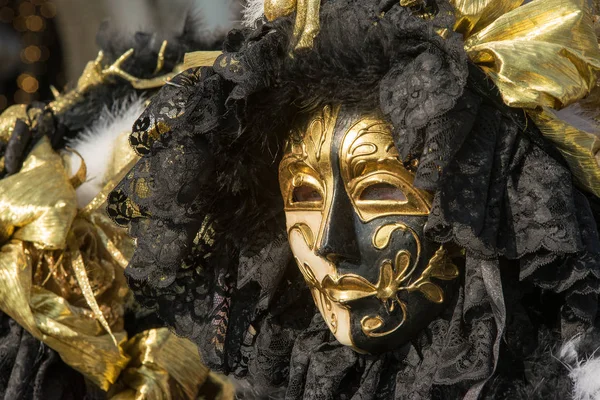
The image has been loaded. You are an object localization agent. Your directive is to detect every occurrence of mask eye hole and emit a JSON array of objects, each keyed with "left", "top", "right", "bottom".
[
  {"left": 359, "top": 183, "right": 407, "bottom": 202},
  {"left": 292, "top": 185, "right": 323, "bottom": 203}
]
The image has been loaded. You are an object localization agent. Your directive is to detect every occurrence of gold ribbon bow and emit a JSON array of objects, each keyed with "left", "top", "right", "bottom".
[
  {"left": 0, "top": 137, "right": 130, "bottom": 390},
  {"left": 0, "top": 135, "right": 232, "bottom": 398}
]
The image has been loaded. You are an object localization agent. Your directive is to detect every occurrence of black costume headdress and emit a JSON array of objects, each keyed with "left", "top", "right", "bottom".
[{"left": 109, "top": 1, "right": 600, "bottom": 398}]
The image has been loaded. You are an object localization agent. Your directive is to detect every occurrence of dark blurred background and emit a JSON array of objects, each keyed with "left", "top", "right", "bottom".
[{"left": 0, "top": 0, "right": 243, "bottom": 112}]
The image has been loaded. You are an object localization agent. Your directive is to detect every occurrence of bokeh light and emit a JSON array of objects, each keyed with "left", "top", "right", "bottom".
[{"left": 1, "top": 0, "right": 61, "bottom": 110}]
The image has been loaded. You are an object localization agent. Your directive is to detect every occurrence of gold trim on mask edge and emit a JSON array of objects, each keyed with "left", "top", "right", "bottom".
[
  {"left": 295, "top": 257, "right": 337, "bottom": 334},
  {"left": 289, "top": 223, "right": 315, "bottom": 250}
]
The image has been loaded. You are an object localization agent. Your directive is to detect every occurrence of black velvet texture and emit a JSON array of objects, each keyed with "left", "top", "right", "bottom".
[
  {"left": 0, "top": 312, "right": 97, "bottom": 400},
  {"left": 107, "top": 1, "right": 600, "bottom": 398}
]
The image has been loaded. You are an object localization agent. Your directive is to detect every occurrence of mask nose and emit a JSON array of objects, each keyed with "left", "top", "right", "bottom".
[{"left": 315, "top": 179, "right": 361, "bottom": 263}]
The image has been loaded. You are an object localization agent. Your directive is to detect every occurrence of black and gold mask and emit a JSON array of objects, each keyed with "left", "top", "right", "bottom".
[{"left": 279, "top": 104, "right": 460, "bottom": 353}]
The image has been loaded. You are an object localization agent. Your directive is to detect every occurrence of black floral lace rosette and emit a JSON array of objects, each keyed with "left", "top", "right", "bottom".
[{"left": 108, "top": 1, "right": 600, "bottom": 398}]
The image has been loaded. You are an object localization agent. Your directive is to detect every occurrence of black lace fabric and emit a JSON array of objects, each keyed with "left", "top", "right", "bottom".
[{"left": 107, "top": 0, "right": 600, "bottom": 398}]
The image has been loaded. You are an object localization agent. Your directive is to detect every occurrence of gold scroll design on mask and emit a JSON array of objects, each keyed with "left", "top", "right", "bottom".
[
  {"left": 339, "top": 116, "right": 432, "bottom": 222},
  {"left": 0, "top": 136, "right": 229, "bottom": 399},
  {"left": 280, "top": 105, "right": 339, "bottom": 211},
  {"left": 290, "top": 222, "right": 459, "bottom": 338}
]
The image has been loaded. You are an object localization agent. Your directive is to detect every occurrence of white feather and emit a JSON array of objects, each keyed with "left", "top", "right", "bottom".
[
  {"left": 560, "top": 335, "right": 600, "bottom": 400},
  {"left": 571, "top": 358, "right": 600, "bottom": 400},
  {"left": 67, "top": 96, "right": 146, "bottom": 208},
  {"left": 242, "top": 0, "right": 265, "bottom": 27},
  {"left": 560, "top": 335, "right": 582, "bottom": 364}
]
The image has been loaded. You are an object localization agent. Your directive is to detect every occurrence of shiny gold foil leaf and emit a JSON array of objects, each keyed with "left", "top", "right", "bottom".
[
  {"left": 416, "top": 281, "right": 444, "bottom": 303},
  {"left": 0, "top": 137, "right": 77, "bottom": 249},
  {"left": 451, "top": 0, "right": 524, "bottom": 37},
  {"left": 463, "top": 0, "right": 600, "bottom": 109}
]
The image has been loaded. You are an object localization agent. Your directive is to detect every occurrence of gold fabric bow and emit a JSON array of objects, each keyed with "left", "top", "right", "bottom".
[
  {"left": 454, "top": 0, "right": 600, "bottom": 196},
  {"left": 0, "top": 135, "right": 232, "bottom": 398},
  {"left": 0, "top": 137, "right": 129, "bottom": 390},
  {"left": 459, "top": 0, "right": 600, "bottom": 110}
]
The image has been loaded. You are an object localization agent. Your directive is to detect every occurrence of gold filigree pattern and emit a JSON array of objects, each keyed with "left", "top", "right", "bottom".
[
  {"left": 279, "top": 104, "right": 339, "bottom": 212},
  {"left": 339, "top": 115, "right": 433, "bottom": 222},
  {"left": 320, "top": 245, "right": 458, "bottom": 337},
  {"left": 295, "top": 258, "right": 337, "bottom": 333},
  {"left": 289, "top": 223, "right": 315, "bottom": 250}
]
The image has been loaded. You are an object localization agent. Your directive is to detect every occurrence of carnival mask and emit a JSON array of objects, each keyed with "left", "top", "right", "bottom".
[{"left": 279, "top": 104, "right": 460, "bottom": 353}]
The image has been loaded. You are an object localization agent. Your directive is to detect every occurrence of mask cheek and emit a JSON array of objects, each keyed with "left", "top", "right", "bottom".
[{"left": 285, "top": 210, "right": 355, "bottom": 348}]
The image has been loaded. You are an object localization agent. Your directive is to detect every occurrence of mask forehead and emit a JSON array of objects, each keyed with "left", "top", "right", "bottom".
[{"left": 279, "top": 104, "right": 338, "bottom": 210}]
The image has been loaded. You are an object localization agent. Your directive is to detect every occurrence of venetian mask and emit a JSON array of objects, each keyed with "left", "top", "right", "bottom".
[{"left": 278, "top": 104, "right": 460, "bottom": 353}]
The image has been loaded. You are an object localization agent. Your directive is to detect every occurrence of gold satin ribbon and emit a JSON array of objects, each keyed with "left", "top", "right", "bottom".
[
  {"left": 0, "top": 133, "right": 229, "bottom": 397},
  {"left": 0, "top": 240, "right": 130, "bottom": 390},
  {"left": 450, "top": 0, "right": 524, "bottom": 37},
  {"left": 0, "top": 137, "right": 76, "bottom": 247},
  {"left": 109, "top": 328, "right": 218, "bottom": 400},
  {"left": 456, "top": 0, "right": 600, "bottom": 195},
  {"left": 529, "top": 106, "right": 600, "bottom": 197},
  {"left": 0, "top": 137, "right": 130, "bottom": 390},
  {"left": 182, "top": 51, "right": 223, "bottom": 70},
  {"left": 462, "top": 0, "right": 600, "bottom": 110}
]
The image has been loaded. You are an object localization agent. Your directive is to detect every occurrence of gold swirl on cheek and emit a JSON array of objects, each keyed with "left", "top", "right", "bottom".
[{"left": 338, "top": 115, "right": 432, "bottom": 222}]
